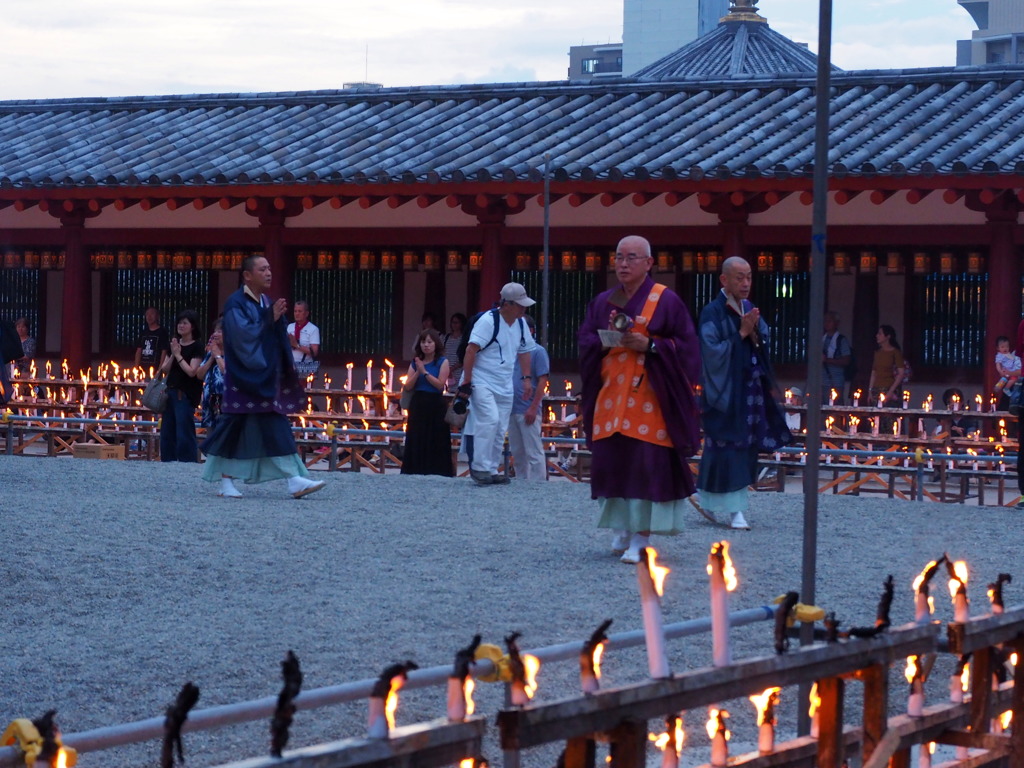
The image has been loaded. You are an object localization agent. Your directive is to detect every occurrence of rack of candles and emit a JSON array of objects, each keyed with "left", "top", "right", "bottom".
[{"left": 2, "top": 569, "right": 1020, "bottom": 768}]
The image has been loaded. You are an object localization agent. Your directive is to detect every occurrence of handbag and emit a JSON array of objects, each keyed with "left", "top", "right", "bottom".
[
  {"left": 294, "top": 360, "right": 320, "bottom": 377},
  {"left": 142, "top": 375, "right": 168, "bottom": 413}
]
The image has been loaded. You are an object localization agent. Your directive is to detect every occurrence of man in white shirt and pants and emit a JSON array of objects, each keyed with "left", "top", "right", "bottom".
[{"left": 459, "top": 282, "right": 538, "bottom": 486}]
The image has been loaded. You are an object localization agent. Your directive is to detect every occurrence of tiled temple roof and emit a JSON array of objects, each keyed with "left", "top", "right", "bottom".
[{"left": 2, "top": 66, "right": 1024, "bottom": 189}]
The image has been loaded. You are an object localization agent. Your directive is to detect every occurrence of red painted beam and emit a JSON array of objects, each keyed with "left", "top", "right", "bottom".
[
  {"left": 416, "top": 194, "right": 444, "bottom": 208},
  {"left": 764, "top": 191, "right": 790, "bottom": 206},
  {"left": 13, "top": 200, "right": 38, "bottom": 212},
  {"left": 632, "top": 192, "right": 659, "bottom": 206},
  {"left": 869, "top": 190, "right": 897, "bottom": 205},
  {"left": 906, "top": 189, "right": 933, "bottom": 204},
  {"left": 834, "top": 190, "right": 861, "bottom": 205},
  {"left": 358, "top": 195, "right": 385, "bottom": 209},
  {"left": 387, "top": 194, "right": 414, "bottom": 209},
  {"left": 798, "top": 191, "right": 813, "bottom": 206},
  {"left": 943, "top": 189, "right": 966, "bottom": 204},
  {"left": 568, "top": 192, "right": 594, "bottom": 207},
  {"left": 506, "top": 193, "right": 534, "bottom": 208},
  {"left": 219, "top": 197, "right": 245, "bottom": 210},
  {"left": 113, "top": 199, "right": 139, "bottom": 211}
]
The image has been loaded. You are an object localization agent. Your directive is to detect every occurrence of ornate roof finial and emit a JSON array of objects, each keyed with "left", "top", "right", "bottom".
[{"left": 721, "top": 0, "right": 768, "bottom": 23}]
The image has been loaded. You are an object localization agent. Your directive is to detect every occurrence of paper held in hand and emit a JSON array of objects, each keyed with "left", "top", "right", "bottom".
[{"left": 598, "top": 329, "right": 623, "bottom": 348}]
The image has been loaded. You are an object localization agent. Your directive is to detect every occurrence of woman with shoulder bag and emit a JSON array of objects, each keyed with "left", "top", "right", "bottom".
[
  {"left": 401, "top": 329, "right": 454, "bottom": 476},
  {"left": 159, "top": 309, "right": 204, "bottom": 462},
  {"left": 196, "top": 319, "right": 226, "bottom": 433}
]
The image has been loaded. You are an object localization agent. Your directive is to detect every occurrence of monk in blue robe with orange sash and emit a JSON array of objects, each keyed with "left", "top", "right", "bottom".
[{"left": 579, "top": 236, "right": 701, "bottom": 563}]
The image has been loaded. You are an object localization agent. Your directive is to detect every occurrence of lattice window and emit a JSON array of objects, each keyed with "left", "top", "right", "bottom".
[
  {"left": 511, "top": 270, "right": 598, "bottom": 360},
  {"left": 0, "top": 268, "right": 41, "bottom": 337},
  {"left": 917, "top": 273, "right": 986, "bottom": 367},
  {"left": 293, "top": 270, "right": 394, "bottom": 355},
  {"left": 114, "top": 270, "right": 211, "bottom": 348}
]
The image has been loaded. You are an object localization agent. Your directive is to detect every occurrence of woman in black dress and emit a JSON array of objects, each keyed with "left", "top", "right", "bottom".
[
  {"left": 401, "top": 329, "right": 454, "bottom": 476},
  {"left": 159, "top": 309, "right": 204, "bottom": 462}
]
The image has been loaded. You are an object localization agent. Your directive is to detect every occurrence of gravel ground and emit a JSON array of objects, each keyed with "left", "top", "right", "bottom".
[{"left": 2, "top": 456, "right": 1021, "bottom": 768}]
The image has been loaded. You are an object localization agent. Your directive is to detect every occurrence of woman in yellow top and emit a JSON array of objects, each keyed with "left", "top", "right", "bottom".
[{"left": 868, "top": 324, "right": 906, "bottom": 405}]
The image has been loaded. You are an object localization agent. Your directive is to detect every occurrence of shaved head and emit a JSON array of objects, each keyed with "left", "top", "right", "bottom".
[
  {"left": 722, "top": 256, "right": 749, "bottom": 275},
  {"left": 617, "top": 235, "right": 651, "bottom": 258}
]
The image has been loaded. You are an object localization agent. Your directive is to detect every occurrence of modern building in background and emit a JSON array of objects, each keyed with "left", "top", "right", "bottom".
[
  {"left": 623, "top": 0, "right": 730, "bottom": 74},
  {"left": 568, "top": 0, "right": 731, "bottom": 80},
  {"left": 567, "top": 43, "right": 624, "bottom": 81},
  {"left": 957, "top": 0, "right": 1024, "bottom": 64}
]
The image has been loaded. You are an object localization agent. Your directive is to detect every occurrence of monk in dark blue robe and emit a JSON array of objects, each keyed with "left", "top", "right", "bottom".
[
  {"left": 201, "top": 255, "right": 326, "bottom": 499},
  {"left": 697, "top": 256, "right": 790, "bottom": 528}
]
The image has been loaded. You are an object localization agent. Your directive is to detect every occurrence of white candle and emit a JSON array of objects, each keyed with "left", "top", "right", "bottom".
[
  {"left": 919, "top": 743, "right": 932, "bottom": 768},
  {"left": 908, "top": 682, "right": 924, "bottom": 717},
  {"left": 953, "top": 591, "right": 969, "bottom": 623},
  {"left": 365, "top": 360, "right": 373, "bottom": 392},
  {"left": 367, "top": 696, "right": 389, "bottom": 739},
  {"left": 637, "top": 549, "right": 670, "bottom": 679},
  {"left": 446, "top": 677, "right": 473, "bottom": 722},
  {"left": 708, "top": 545, "right": 731, "bottom": 667},
  {"left": 346, "top": 363, "right": 353, "bottom": 391},
  {"left": 759, "top": 722, "right": 775, "bottom": 754},
  {"left": 872, "top": 417, "right": 879, "bottom": 436},
  {"left": 710, "top": 730, "right": 728, "bottom": 767}
]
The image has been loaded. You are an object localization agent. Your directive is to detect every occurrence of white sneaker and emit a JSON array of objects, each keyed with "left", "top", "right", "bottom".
[
  {"left": 620, "top": 533, "right": 650, "bottom": 564},
  {"left": 218, "top": 478, "right": 243, "bottom": 498},
  {"left": 610, "top": 530, "right": 630, "bottom": 553},
  {"left": 288, "top": 476, "right": 326, "bottom": 499},
  {"left": 730, "top": 511, "right": 750, "bottom": 530}
]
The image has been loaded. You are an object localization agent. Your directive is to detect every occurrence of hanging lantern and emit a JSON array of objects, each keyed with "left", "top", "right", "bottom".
[
  {"left": 584, "top": 251, "right": 600, "bottom": 272},
  {"left": 940, "top": 252, "right": 956, "bottom": 274},
  {"left": 339, "top": 250, "right": 355, "bottom": 270},
  {"left": 195, "top": 250, "right": 210, "bottom": 269},
  {"left": 295, "top": 250, "right": 313, "bottom": 270},
  {"left": 561, "top": 250, "right": 578, "bottom": 270},
  {"left": 446, "top": 250, "right": 463, "bottom": 270},
  {"left": 515, "top": 251, "right": 532, "bottom": 270},
  {"left": 756, "top": 251, "right": 774, "bottom": 272},
  {"left": 782, "top": 251, "right": 799, "bottom": 273},
  {"left": 381, "top": 250, "right": 397, "bottom": 270},
  {"left": 681, "top": 251, "right": 695, "bottom": 273},
  {"left": 57, "top": 250, "right": 66, "bottom": 268},
  {"left": 230, "top": 251, "right": 245, "bottom": 270},
  {"left": 967, "top": 251, "right": 984, "bottom": 274},
  {"left": 316, "top": 250, "right": 334, "bottom": 270},
  {"left": 913, "top": 252, "right": 930, "bottom": 275},
  {"left": 211, "top": 250, "right": 227, "bottom": 270},
  {"left": 156, "top": 249, "right": 171, "bottom": 269},
  {"left": 359, "top": 250, "right": 377, "bottom": 270},
  {"left": 886, "top": 252, "right": 903, "bottom": 274},
  {"left": 4, "top": 251, "right": 20, "bottom": 269},
  {"left": 23, "top": 250, "right": 39, "bottom": 269},
  {"left": 858, "top": 251, "right": 877, "bottom": 273},
  {"left": 41, "top": 250, "right": 57, "bottom": 269},
  {"left": 116, "top": 250, "right": 133, "bottom": 269},
  {"left": 469, "top": 251, "right": 482, "bottom": 271},
  {"left": 607, "top": 251, "right": 617, "bottom": 271},
  {"left": 402, "top": 250, "right": 418, "bottom": 270},
  {"left": 423, "top": 250, "right": 440, "bottom": 270},
  {"left": 706, "top": 251, "right": 722, "bottom": 273},
  {"left": 172, "top": 250, "right": 191, "bottom": 270},
  {"left": 656, "top": 251, "right": 673, "bottom": 272},
  {"left": 832, "top": 251, "right": 849, "bottom": 274}
]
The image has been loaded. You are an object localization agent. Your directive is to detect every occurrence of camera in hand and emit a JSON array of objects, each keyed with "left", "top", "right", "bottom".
[
  {"left": 453, "top": 383, "right": 472, "bottom": 414},
  {"left": 611, "top": 312, "right": 634, "bottom": 332}
]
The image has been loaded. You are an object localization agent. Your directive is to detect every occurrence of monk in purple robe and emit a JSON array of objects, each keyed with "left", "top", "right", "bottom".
[{"left": 579, "top": 235, "right": 701, "bottom": 563}]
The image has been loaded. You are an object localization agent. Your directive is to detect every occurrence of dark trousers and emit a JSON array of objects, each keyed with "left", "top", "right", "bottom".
[{"left": 160, "top": 389, "right": 198, "bottom": 462}]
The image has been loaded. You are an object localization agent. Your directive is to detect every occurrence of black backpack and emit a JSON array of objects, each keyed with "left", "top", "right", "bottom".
[{"left": 456, "top": 309, "right": 526, "bottom": 364}]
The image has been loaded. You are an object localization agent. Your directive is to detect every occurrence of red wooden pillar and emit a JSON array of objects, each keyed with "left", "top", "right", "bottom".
[
  {"left": 720, "top": 214, "right": 748, "bottom": 262},
  {"left": 476, "top": 210, "right": 511, "bottom": 312},
  {"left": 250, "top": 200, "right": 302, "bottom": 307},
  {"left": 60, "top": 217, "right": 90, "bottom": 371},
  {"left": 984, "top": 208, "right": 1020, "bottom": 395}
]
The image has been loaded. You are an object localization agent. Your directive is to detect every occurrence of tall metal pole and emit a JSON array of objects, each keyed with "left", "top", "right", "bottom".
[
  {"left": 797, "top": 0, "right": 833, "bottom": 737},
  {"left": 541, "top": 153, "right": 552, "bottom": 349}
]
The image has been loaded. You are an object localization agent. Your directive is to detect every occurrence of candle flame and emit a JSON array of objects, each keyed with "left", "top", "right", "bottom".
[
  {"left": 960, "top": 662, "right": 970, "bottom": 693},
  {"left": 591, "top": 641, "right": 605, "bottom": 680},
  {"left": 749, "top": 687, "right": 780, "bottom": 725},
  {"left": 905, "top": 655, "right": 919, "bottom": 684},
  {"left": 948, "top": 560, "right": 968, "bottom": 599},
  {"left": 384, "top": 674, "right": 405, "bottom": 730},
  {"left": 646, "top": 548, "right": 670, "bottom": 597},
  {"left": 808, "top": 682, "right": 821, "bottom": 718},
  {"left": 55, "top": 748, "right": 69, "bottom": 768},
  {"left": 999, "top": 710, "right": 1013, "bottom": 729},
  {"left": 706, "top": 540, "right": 738, "bottom": 592},
  {"left": 464, "top": 678, "right": 476, "bottom": 716},
  {"left": 649, "top": 718, "right": 685, "bottom": 754},
  {"left": 705, "top": 709, "right": 730, "bottom": 741},
  {"left": 522, "top": 654, "right": 540, "bottom": 699}
]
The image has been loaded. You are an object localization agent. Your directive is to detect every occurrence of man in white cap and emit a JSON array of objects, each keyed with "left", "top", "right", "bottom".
[{"left": 459, "top": 282, "right": 538, "bottom": 485}]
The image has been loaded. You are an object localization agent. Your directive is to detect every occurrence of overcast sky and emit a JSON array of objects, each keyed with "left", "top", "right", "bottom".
[{"left": 2, "top": 0, "right": 975, "bottom": 100}]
